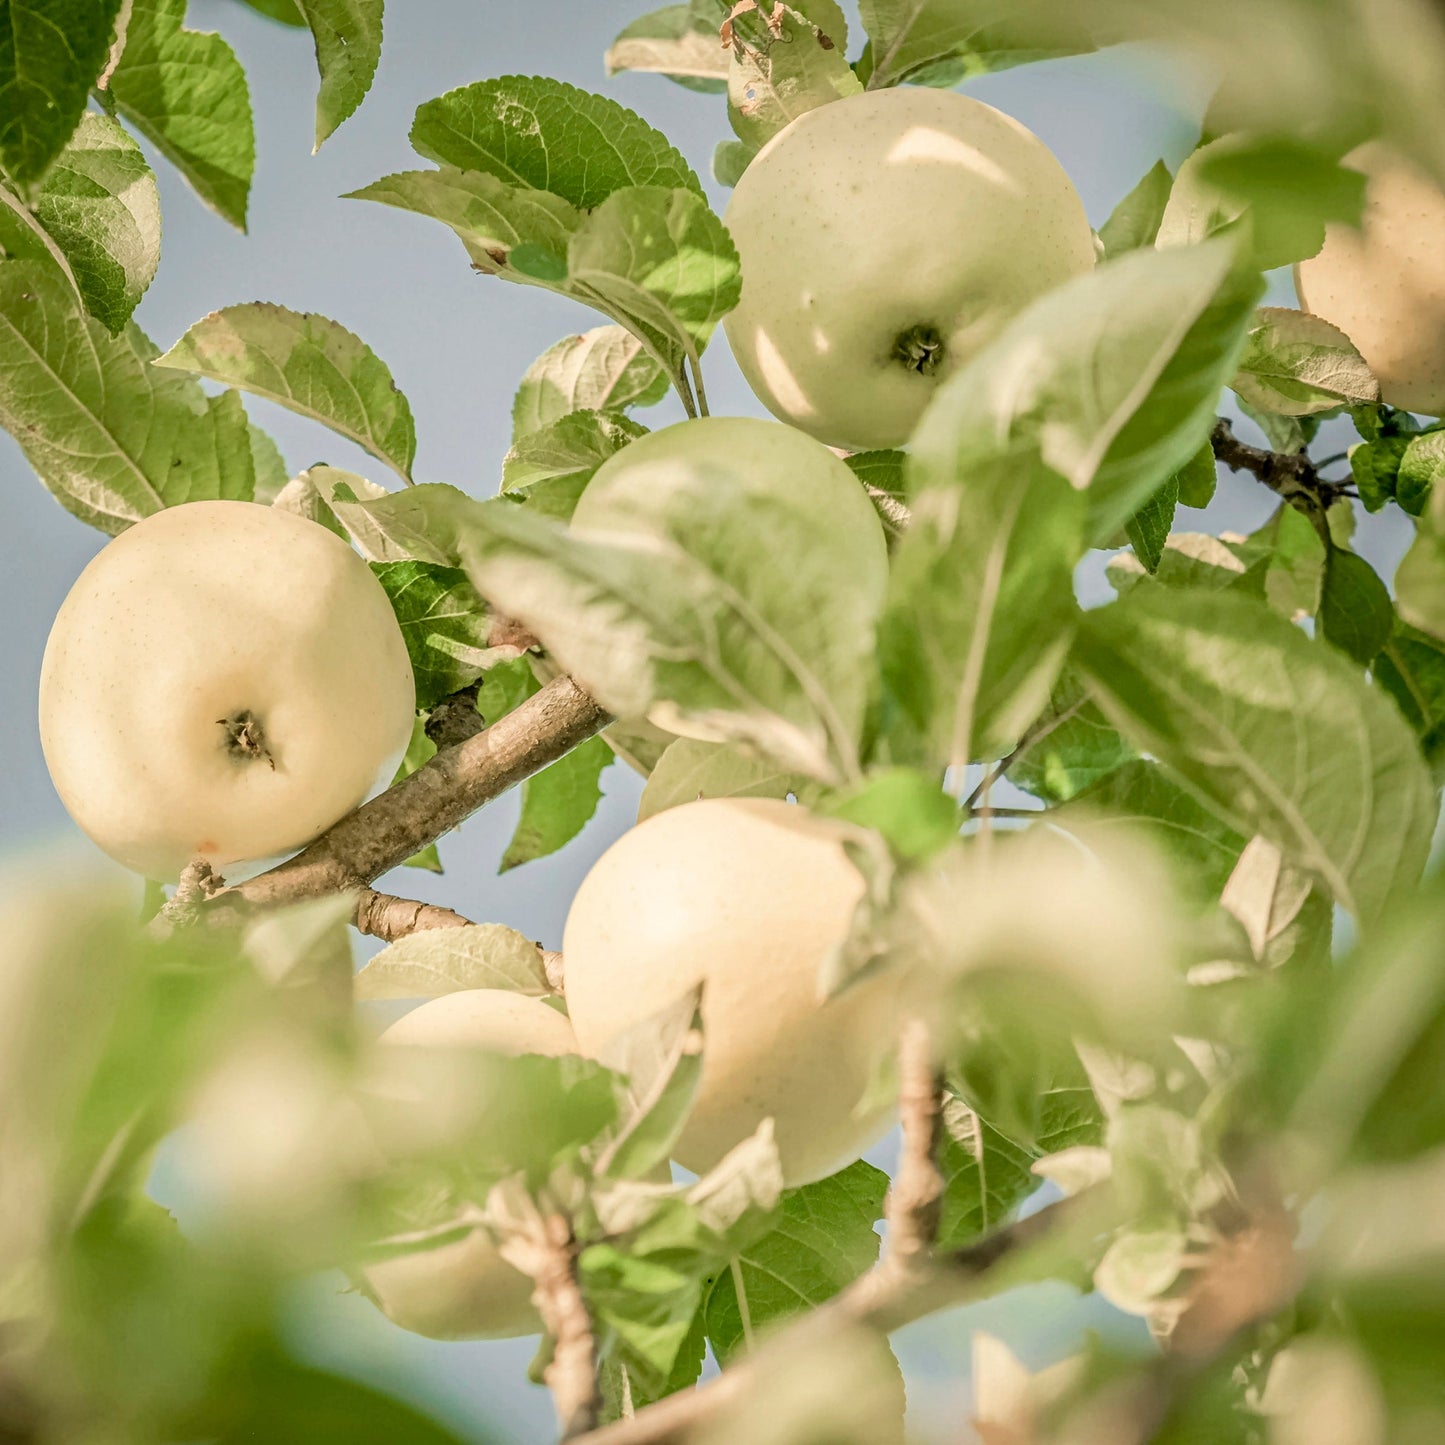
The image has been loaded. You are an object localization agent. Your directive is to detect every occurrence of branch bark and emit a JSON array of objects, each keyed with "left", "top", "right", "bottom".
[
  {"left": 351, "top": 889, "right": 472, "bottom": 942},
  {"left": 522, "top": 1215, "right": 602, "bottom": 1441},
  {"left": 1209, "top": 417, "right": 1352, "bottom": 517},
  {"left": 882, "top": 1017, "right": 944, "bottom": 1279},
  {"left": 217, "top": 675, "right": 610, "bottom": 915}
]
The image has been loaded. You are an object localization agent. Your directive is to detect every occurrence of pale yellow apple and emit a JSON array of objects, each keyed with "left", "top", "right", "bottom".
[
  {"left": 363, "top": 989, "right": 578, "bottom": 1340},
  {"left": 561, "top": 797, "right": 898, "bottom": 1187},
  {"left": 1296, "top": 142, "right": 1445, "bottom": 416},
  {"left": 722, "top": 88, "right": 1096, "bottom": 451},
  {"left": 38, "top": 500, "right": 416, "bottom": 880}
]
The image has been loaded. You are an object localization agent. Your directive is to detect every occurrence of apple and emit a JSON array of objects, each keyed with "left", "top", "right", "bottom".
[
  {"left": 722, "top": 88, "right": 1096, "bottom": 452},
  {"left": 1296, "top": 142, "right": 1445, "bottom": 417},
  {"left": 38, "top": 500, "right": 416, "bottom": 880},
  {"left": 362, "top": 989, "right": 579, "bottom": 1340},
  {"left": 561, "top": 797, "right": 899, "bottom": 1187}
]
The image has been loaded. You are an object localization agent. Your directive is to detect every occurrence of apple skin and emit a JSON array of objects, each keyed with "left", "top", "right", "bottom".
[
  {"left": 1296, "top": 142, "right": 1445, "bottom": 417},
  {"left": 38, "top": 500, "right": 416, "bottom": 880},
  {"left": 562, "top": 797, "right": 899, "bottom": 1187},
  {"left": 363, "top": 989, "right": 579, "bottom": 1340},
  {"left": 722, "top": 88, "right": 1096, "bottom": 451}
]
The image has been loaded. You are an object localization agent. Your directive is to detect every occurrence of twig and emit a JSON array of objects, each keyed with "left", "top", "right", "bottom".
[
  {"left": 1209, "top": 417, "right": 1352, "bottom": 525},
  {"left": 516, "top": 1215, "right": 601, "bottom": 1440},
  {"left": 573, "top": 1189, "right": 1101, "bottom": 1445},
  {"left": 964, "top": 696, "right": 1085, "bottom": 815},
  {"left": 216, "top": 675, "right": 610, "bottom": 917},
  {"left": 352, "top": 889, "right": 472, "bottom": 943},
  {"left": 542, "top": 949, "right": 566, "bottom": 993},
  {"left": 146, "top": 858, "right": 222, "bottom": 937},
  {"left": 424, "top": 682, "right": 485, "bottom": 750},
  {"left": 882, "top": 1017, "right": 944, "bottom": 1278}
]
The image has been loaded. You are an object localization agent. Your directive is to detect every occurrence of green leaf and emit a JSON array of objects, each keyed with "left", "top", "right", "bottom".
[
  {"left": 703, "top": 1160, "right": 886, "bottom": 1364},
  {"left": 463, "top": 423, "right": 885, "bottom": 780},
  {"left": 234, "top": 0, "right": 306, "bottom": 23},
  {"left": 353, "top": 923, "right": 551, "bottom": 999},
  {"left": 154, "top": 303, "right": 417, "bottom": 483},
  {"left": 1107, "top": 531, "right": 1258, "bottom": 597},
  {"left": 845, "top": 449, "right": 909, "bottom": 541},
  {"left": 1010, "top": 676, "right": 1135, "bottom": 804},
  {"left": 501, "top": 409, "right": 648, "bottom": 520},
  {"left": 637, "top": 737, "right": 811, "bottom": 821},
  {"left": 1074, "top": 588, "right": 1439, "bottom": 924},
  {"left": 1159, "top": 134, "right": 1366, "bottom": 273},
  {"left": 109, "top": 0, "right": 255, "bottom": 229},
  {"left": 0, "top": 0, "right": 122, "bottom": 188},
  {"left": 711, "top": 137, "right": 754, "bottom": 187},
  {"left": 855, "top": 0, "right": 1094, "bottom": 90},
  {"left": 725, "top": 3, "right": 862, "bottom": 154},
  {"left": 1173, "top": 441, "right": 1218, "bottom": 509},
  {"left": 1397, "top": 430, "right": 1445, "bottom": 519},
  {"left": 1375, "top": 624, "right": 1445, "bottom": 776},
  {"left": 1124, "top": 476, "right": 1180, "bottom": 574},
  {"left": 0, "top": 260, "right": 254, "bottom": 532},
  {"left": 371, "top": 561, "right": 491, "bottom": 709},
  {"left": 1318, "top": 546, "right": 1394, "bottom": 666},
  {"left": 605, "top": 3, "right": 729, "bottom": 94},
  {"left": 410, "top": 76, "right": 701, "bottom": 210},
  {"left": 1396, "top": 483, "right": 1445, "bottom": 644},
  {"left": 294, "top": 0, "right": 383, "bottom": 148},
  {"left": 824, "top": 768, "right": 959, "bottom": 861},
  {"left": 1231, "top": 307, "right": 1379, "bottom": 417},
  {"left": 511, "top": 327, "right": 668, "bottom": 443},
  {"left": 1097, "top": 159, "right": 1172, "bottom": 258},
  {"left": 317, "top": 474, "right": 483, "bottom": 565},
  {"left": 17, "top": 112, "right": 161, "bottom": 332},
  {"left": 501, "top": 735, "right": 613, "bottom": 871}
]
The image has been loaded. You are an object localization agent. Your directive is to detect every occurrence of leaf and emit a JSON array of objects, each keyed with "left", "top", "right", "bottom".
[
  {"left": 234, "top": 0, "right": 306, "bottom": 23},
  {"left": 1073, "top": 588, "right": 1439, "bottom": 924},
  {"left": 638, "top": 738, "right": 811, "bottom": 821},
  {"left": 856, "top": 0, "right": 1094, "bottom": 90},
  {"left": 501, "top": 735, "right": 613, "bottom": 871},
  {"left": 463, "top": 423, "right": 885, "bottom": 780},
  {"left": 1375, "top": 624, "right": 1445, "bottom": 776},
  {"left": 1231, "top": 307, "right": 1380, "bottom": 417},
  {"left": 881, "top": 459, "right": 1082, "bottom": 769},
  {"left": 606, "top": 3, "right": 729, "bottom": 93},
  {"left": 353, "top": 923, "right": 551, "bottom": 999},
  {"left": 1173, "top": 441, "right": 1218, "bottom": 509},
  {"left": 0, "top": 0, "right": 122, "bottom": 188},
  {"left": 824, "top": 768, "right": 959, "bottom": 861},
  {"left": 1396, "top": 483, "right": 1445, "bottom": 644},
  {"left": 294, "top": 0, "right": 383, "bottom": 148},
  {"left": 1396, "top": 430, "right": 1445, "bottom": 519},
  {"left": 501, "top": 409, "right": 648, "bottom": 520},
  {"left": 711, "top": 137, "right": 754, "bottom": 187},
  {"left": 1124, "top": 476, "right": 1180, "bottom": 574},
  {"left": 511, "top": 327, "right": 667, "bottom": 442},
  {"left": 725, "top": 3, "right": 862, "bottom": 154},
  {"left": 21, "top": 112, "right": 160, "bottom": 332},
  {"left": 155, "top": 304, "right": 416, "bottom": 482},
  {"left": 410, "top": 76, "right": 701, "bottom": 210},
  {"left": 703, "top": 1160, "right": 887, "bottom": 1364},
  {"left": 1097, "top": 159, "right": 1172, "bottom": 258},
  {"left": 1318, "top": 547, "right": 1394, "bottom": 666},
  {"left": 1010, "top": 677, "right": 1135, "bottom": 804},
  {"left": 371, "top": 561, "right": 491, "bottom": 709},
  {"left": 0, "top": 260, "right": 254, "bottom": 532},
  {"left": 108, "top": 0, "right": 255, "bottom": 229}
]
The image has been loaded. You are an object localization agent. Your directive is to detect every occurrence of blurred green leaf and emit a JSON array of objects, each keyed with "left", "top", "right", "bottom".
[
  {"left": 823, "top": 768, "right": 959, "bottom": 860},
  {"left": 1395, "top": 483, "right": 1445, "bottom": 644},
  {"left": 1098, "top": 159, "right": 1172, "bottom": 257},
  {"left": 0, "top": 0, "right": 121, "bottom": 189},
  {"left": 410, "top": 76, "right": 702, "bottom": 209},
  {"left": 0, "top": 261, "right": 254, "bottom": 534},
  {"left": 155, "top": 304, "right": 417, "bottom": 483},
  {"left": 1374, "top": 624, "right": 1445, "bottom": 775},
  {"left": 109, "top": 0, "right": 255, "bottom": 228},
  {"left": 295, "top": 0, "right": 383, "bottom": 148},
  {"left": 354, "top": 924, "right": 551, "bottom": 1000},
  {"left": 234, "top": 0, "right": 306, "bottom": 22},
  {"left": 605, "top": 3, "right": 729, "bottom": 94},
  {"left": 512, "top": 327, "right": 668, "bottom": 443},
  {"left": 1074, "top": 588, "right": 1439, "bottom": 924},
  {"left": 703, "top": 1160, "right": 886, "bottom": 1364},
  {"left": 1010, "top": 677, "right": 1135, "bottom": 804}
]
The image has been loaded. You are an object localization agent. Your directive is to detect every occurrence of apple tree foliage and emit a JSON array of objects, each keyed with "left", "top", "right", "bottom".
[{"left": 3, "top": 0, "right": 1445, "bottom": 1441}]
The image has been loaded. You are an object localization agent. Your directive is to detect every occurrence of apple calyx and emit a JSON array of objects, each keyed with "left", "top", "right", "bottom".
[
  {"left": 892, "top": 323, "right": 945, "bottom": 377},
  {"left": 218, "top": 709, "right": 276, "bottom": 770}
]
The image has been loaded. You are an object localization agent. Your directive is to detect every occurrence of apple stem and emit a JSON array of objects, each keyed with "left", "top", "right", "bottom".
[{"left": 218, "top": 709, "right": 276, "bottom": 770}]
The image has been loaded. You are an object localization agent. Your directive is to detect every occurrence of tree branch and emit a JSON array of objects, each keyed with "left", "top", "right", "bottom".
[
  {"left": 1209, "top": 418, "right": 1353, "bottom": 517},
  {"left": 882, "top": 1017, "right": 944, "bottom": 1278},
  {"left": 218, "top": 675, "right": 610, "bottom": 915},
  {"left": 351, "top": 889, "right": 472, "bottom": 942},
  {"left": 572, "top": 1188, "right": 1102, "bottom": 1445},
  {"left": 524, "top": 1215, "right": 602, "bottom": 1441}
]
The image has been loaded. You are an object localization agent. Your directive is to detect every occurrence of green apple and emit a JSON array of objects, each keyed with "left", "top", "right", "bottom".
[
  {"left": 1296, "top": 142, "right": 1445, "bottom": 417},
  {"left": 722, "top": 88, "right": 1096, "bottom": 451},
  {"left": 362, "top": 989, "right": 578, "bottom": 1340},
  {"left": 561, "top": 797, "right": 899, "bottom": 1187},
  {"left": 38, "top": 500, "right": 416, "bottom": 880}
]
